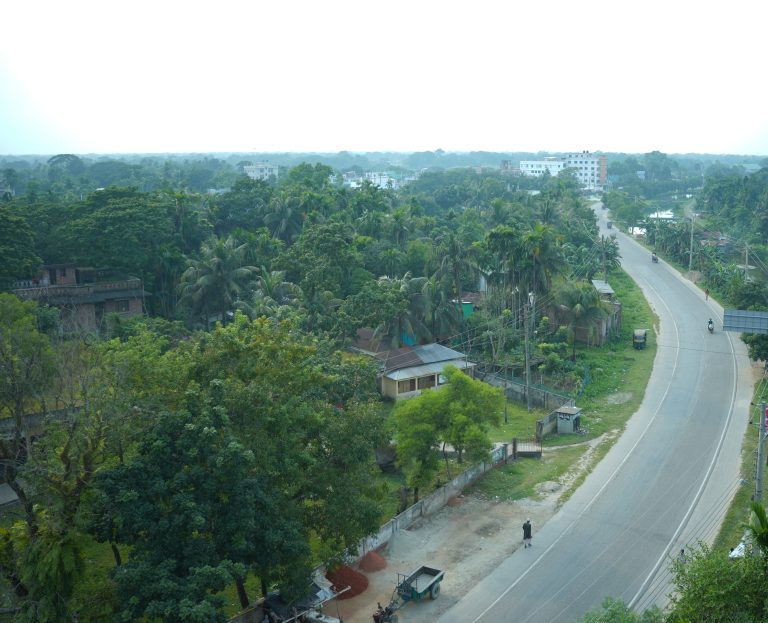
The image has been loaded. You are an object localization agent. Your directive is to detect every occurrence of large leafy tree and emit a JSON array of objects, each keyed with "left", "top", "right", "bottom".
[
  {"left": 0, "top": 303, "right": 120, "bottom": 621},
  {"left": 93, "top": 404, "right": 261, "bottom": 622},
  {"left": 0, "top": 206, "right": 40, "bottom": 286},
  {"left": 394, "top": 365, "right": 503, "bottom": 495},
  {"left": 277, "top": 221, "right": 369, "bottom": 302},
  {"left": 666, "top": 543, "right": 768, "bottom": 622},
  {"left": 53, "top": 187, "right": 176, "bottom": 281},
  {"left": 212, "top": 177, "right": 272, "bottom": 236},
  {"left": 0, "top": 295, "right": 55, "bottom": 524},
  {"left": 187, "top": 315, "right": 386, "bottom": 596}
]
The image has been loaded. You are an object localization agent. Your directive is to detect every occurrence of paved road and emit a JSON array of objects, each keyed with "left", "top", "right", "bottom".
[{"left": 438, "top": 204, "right": 753, "bottom": 623}]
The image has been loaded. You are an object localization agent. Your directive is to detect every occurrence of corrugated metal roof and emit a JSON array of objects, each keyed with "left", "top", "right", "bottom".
[
  {"left": 591, "top": 279, "right": 614, "bottom": 295},
  {"left": 384, "top": 359, "right": 475, "bottom": 381},
  {"left": 411, "top": 343, "right": 466, "bottom": 364}
]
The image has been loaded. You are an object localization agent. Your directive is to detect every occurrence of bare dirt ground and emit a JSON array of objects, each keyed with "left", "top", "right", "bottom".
[{"left": 330, "top": 435, "right": 609, "bottom": 623}]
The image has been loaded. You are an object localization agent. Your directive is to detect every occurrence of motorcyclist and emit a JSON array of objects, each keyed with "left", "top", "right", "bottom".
[
  {"left": 707, "top": 318, "right": 714, "bottom": 332},
  {"left": 651, "top": 252, "right": 658, "bottom": 263}
]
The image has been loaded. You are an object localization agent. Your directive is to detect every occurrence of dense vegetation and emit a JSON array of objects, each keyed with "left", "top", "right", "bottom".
[{"left": 1, "top": 150, "right": 767, "bottom": 621}]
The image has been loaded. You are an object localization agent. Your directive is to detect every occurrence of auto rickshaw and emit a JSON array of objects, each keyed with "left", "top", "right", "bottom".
[{"left": 633, "top": 329, "right": 648, "bottom": 350}]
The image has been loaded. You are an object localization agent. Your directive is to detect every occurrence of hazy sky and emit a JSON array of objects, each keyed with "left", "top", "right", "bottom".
[{"left": 2, "top": 0, "right": 767, "bottom": 156}]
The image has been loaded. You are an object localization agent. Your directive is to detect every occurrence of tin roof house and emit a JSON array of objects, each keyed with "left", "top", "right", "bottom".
[{"left": 352, "top": 329, "right": 476, "bottom": 400}]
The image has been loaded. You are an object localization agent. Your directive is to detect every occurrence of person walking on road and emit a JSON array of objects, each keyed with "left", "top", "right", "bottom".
[
  {"left": 705, "top": 288, "right": 710, "bottom": 300},
  {"left": 523, "top": 519, "right": 532, "bottom": 548}
]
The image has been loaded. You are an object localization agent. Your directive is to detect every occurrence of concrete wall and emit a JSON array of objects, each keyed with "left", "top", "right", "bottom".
[{"left": 352, "top": 445, "right": 506, "bottom": 560}]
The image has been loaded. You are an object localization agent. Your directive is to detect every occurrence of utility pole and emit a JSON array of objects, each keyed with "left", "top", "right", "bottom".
[
  {"left": 757, "top": 402, "right": 766, "bottom": 503},
  {"left": 504, "top": 364, "right": 509, "bottom": 424},
  {"left": 745, "top": 243, "right": 750, "bottom": 282},
  {"left": 688, "top": 214, "right": 695, "bottom": 272},
  {"left": 524, "top": 292, "right": 534, "bottom": 412}
]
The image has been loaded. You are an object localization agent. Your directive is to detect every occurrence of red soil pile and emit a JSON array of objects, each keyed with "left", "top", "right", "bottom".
[
  {"left": 447, "top": 496, "right": 464, "bottom": 506},
  {"left": 326, "top": 565, "right": 368, "bottom": 599},
  {"left": 359, "top": 550, "right": 387, "bottom": 572}
]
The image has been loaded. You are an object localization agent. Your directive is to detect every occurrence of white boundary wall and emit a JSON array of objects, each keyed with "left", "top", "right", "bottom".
[{"left": 352, "top": 445, "right": 505, "bottom": 561}]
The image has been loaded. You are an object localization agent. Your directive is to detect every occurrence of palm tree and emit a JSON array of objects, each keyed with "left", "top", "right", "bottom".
[
  {"left": 178, "top": 236, "right": 258, "bottom": 327},
  {"left": 355, "top": 210, "right": 384, "bottom": 237},
  {"left": 372, "top": 273, "right": 431, "bottom": 349},
  {"left": 153, "top": 244, "right": 187, "bottom": 318},
  {"left": 556, "top": 282, "right": 610, "bottom": 361},
  {"left": 596, "top": 235, "right": 622, "bottom": 279},
  {"left": 236, "top": 267, "right": 303, "bottom": 320},
  {"left": 746, "top": 501, "right": 768, "bottom": 554},
  {"left": 521, "top": 223, "right": 562, "bottom": 298},
  {"left": 435, "top": 232, "right": 477, "bottom": 320},
  {"left": 264, "top": 191, "right": 304, "bottom": 242},
  {"left": 422, "top": 276, "right": 461, "bottom": 340}
]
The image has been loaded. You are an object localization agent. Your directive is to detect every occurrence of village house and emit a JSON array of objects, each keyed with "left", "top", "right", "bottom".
[
  {"left": 13, "top": 264, "right": 145, "bottom": 331},
  {"left": 351, "top": 328, "right": 476, "bottom": 400}
]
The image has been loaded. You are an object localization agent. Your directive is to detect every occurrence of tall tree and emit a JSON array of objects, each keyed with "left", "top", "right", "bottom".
[
  {"left": 556, "top": 282, "right": 609, "bottom": 361},
  {"left": 370, "top": 273, "right": 431, "bottom": 349},
  {"left": 178, "top": 236, "right": 257, "bottom": 327},
  {"left": 93, "top": 404, "right": 261, "bottom": 622},
  {"left": 435, "top": 232, "right": 477, "bottom": 318},
  {"left": 187, "top": 315, "right": 386, "bottom": 596},
  {"left": 0, "top": 206, "right": 41, "bottom": 286}
]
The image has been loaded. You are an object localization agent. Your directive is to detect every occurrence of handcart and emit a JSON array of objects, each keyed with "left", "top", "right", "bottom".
[{"left": 372, "top": 565, "right": 444, "bottom": 623}]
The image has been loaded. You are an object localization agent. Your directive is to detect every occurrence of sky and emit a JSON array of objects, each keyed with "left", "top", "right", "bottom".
[{"left": 1, "top": 0, "right": 768, "bottom": 157}]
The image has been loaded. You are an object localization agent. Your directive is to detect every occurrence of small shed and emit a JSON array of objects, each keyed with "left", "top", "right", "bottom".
[{"left": 556, "top": 406, "right": 582, "bottom": 434}]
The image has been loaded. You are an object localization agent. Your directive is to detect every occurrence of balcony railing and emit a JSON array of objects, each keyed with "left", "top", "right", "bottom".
[{"left": 13, "top": 279, "right": 143, "bottom": 300}]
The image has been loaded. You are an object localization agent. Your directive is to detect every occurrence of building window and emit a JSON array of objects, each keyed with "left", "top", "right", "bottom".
[
  {"left": 116, "top": 299, "right": 130, "bottom": 313},
  {"left": 418, "top": 375, "right": 436, "bottom": 390},
  {"left": 397, "top": 379, "right": 417, "bottom": 394}
]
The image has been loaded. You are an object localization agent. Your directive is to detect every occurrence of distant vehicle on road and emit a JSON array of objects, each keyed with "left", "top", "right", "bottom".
[{"left": 607, "top": 221, "right": 613, "bottom": 229}]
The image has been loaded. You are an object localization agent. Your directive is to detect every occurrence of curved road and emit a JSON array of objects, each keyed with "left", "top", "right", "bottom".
[{"left": 438, "top": 204, "right": 753, "bottom": 622}]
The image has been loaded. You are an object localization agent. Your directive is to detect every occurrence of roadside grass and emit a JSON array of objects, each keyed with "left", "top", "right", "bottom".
[
  {"left": 468, "top": 445, "right": 585, "bottom": 502},
  {"left": 488, "top": 402, "right": 550, "bottom": 443},
  {"left": 473, "top": 267, "right": 658, "bottom": 505},
  {"left": 713, "top": 395, "right": 764, "bottom": 552}
]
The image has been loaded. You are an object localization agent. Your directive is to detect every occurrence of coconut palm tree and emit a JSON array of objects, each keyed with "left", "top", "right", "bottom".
[
  {"left": 520, "top": 223, "right": 562, "bottom": 299},
  {"left": 435, "top": 232, "right": 477, "bottom": 320},
  {"left": 264, "top": 191, "right": 305, "bottom": 242},
  {"left": 178, "top": 236, "right": 258, "bottom": 328},
  {"left": 556, "top": 281, "right": 610, "bottom": 361},
  {"left": 596, "top": 234, "right": 622, "bottom": 279},
  {"left": 372, "top": 273, "right": 431, "bottom": 349},
  {"left": 236, "top": 267, "right": 303, "bottom": 320},
  {"left": 422, "top": 276, "right": 461, "bottom": 340}
]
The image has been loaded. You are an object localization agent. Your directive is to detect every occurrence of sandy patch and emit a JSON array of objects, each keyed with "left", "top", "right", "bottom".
[{"left": 605, "top": 391, "right": 633, "bottom": 404}]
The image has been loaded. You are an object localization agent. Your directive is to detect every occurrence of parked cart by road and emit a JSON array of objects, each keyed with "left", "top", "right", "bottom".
[{"left": 372, "top": 565, "right": 444, "bottom": 622}]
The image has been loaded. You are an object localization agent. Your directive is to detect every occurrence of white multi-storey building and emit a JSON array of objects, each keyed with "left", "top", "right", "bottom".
[
  {"left": 518, "top": 151, "right": 606, "bottom": 190},
  {"left": 244, "top": 162, "right": 279, "bottom": 181},
  {"left": 518, "top": 158, "right": 568, "bottom": 177}
]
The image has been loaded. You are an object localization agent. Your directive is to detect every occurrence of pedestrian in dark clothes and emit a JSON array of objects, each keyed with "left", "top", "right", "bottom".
[{"left": 523, "top": 518, "right": 532, "bottom": 548}]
